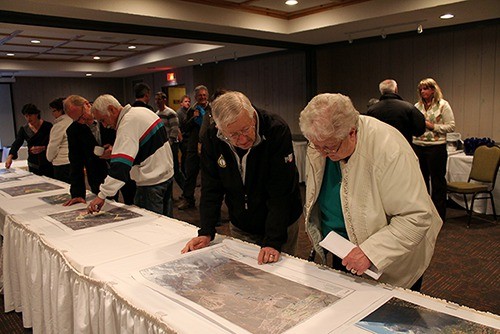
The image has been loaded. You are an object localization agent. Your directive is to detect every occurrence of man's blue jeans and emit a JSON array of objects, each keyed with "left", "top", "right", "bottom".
[{"left": 134, "top": 178, "right": 173, "bottom": 217}]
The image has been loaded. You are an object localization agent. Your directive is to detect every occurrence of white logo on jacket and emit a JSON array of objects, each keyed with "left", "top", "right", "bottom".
[{"left": 217, "top": 154, "right": 227, "bottom": 168}]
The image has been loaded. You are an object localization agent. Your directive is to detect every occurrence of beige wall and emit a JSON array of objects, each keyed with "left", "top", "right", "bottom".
[{"left": 316, "top": 20, "right": 500, "bottom": 141}]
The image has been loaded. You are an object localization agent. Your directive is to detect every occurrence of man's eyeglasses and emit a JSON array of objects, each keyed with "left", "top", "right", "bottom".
[{"left": 224, "top": 125, "right": 255, "bottom": 142}]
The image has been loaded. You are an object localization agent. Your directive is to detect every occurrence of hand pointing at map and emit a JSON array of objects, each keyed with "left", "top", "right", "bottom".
[{"left": 88, "top": 196, "right": 105, "bottom": 214}]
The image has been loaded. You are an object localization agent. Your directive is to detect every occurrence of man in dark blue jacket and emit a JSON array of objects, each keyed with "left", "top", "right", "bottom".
[
  {"left": 367, "top": 79, "right": 425, "bottom": 144},
  {"left": 181, "top": 91, "right": 302, "bottom": 264}
]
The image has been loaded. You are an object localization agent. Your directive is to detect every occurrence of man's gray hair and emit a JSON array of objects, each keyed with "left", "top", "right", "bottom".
[
  {"left": 194, "top": 85, "right": 208, "bottom": 96},
  {"left": 299, "top": 93, "right": 359, "bottom": 142},
  {"left": 379, "top": 79, "right": 397, "bottom": 95},
  {"left": 63, "top": 95, "right": 87, "bottom": 113},
  {"left": 92, "top": 94, "right": 122, "bottom": 116},
  {"left": 211, "top": 91, "right": 255, "bottom": 127}
]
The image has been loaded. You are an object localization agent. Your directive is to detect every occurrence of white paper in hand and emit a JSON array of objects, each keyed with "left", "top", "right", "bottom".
[{"left": 319, "top": 231, "right": 382, "bottom": 280}]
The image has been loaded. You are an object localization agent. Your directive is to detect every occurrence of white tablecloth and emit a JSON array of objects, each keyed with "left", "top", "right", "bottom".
[
  {"left": 446, "top": 152, "right": 500, "bottom": 214},
  {"left": 292, "top": 140, "right": 307, "bottom": 183},
  {"left": 2, "top": 173, "right": 499, "bottom": 333}
]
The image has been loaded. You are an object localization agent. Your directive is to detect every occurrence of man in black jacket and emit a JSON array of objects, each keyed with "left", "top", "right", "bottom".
[
  {"left": 63, "top": 95, "right": 135, "bottom": 206},
  {"left": 181, "top": 91, "right": 302, "bottom": 264},
  {"left": 177, "top": 85, "right": 210, "bottom": 210},
  {"left": 367, "top": 79, "right": 425, "bottom": 144}
]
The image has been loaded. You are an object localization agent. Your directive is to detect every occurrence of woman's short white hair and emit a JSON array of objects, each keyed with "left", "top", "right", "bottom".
[
  {"left": 91, "top": 94, "right": 122, "bottom": 116},
  {"left": 211, "top": 91, "right": 255, "bottom": 127},
  {"left": 299, "top": 93, "right": 359, "bottom": 142}
]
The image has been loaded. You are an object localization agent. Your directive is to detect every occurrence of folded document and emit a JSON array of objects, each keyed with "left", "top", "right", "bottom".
[{"left": 319, "top": 231, "right": 382, "bottom": 280}]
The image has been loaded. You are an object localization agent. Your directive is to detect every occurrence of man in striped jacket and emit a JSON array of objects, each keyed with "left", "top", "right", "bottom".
[{"left": 87, "top": 94, "right": 174, "bottom": 216}]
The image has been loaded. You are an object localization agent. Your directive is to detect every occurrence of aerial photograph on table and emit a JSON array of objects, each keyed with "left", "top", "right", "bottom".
[
  {"left": 139, "top": 245, "right": 347, "bottom": 334},
  {"left": 0, "top": 182, "right": 64, "bottom": 197},
  {"left": 356, "top": 297, "right": 497, "bottom": 333},
  {"left": 47, "top": 205, "right": 142, "bottom": 230}
]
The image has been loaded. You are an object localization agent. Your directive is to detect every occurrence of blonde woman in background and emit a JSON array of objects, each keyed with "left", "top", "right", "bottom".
[{"left": 413, "top": 78, "right": 455, "bottom": 221}]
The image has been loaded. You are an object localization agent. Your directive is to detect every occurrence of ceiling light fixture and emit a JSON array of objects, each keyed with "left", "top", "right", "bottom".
[
  {"left": 440, "top": 13, "right": 454, "bottom": 19},
  {"left": 93, "top": 56, "right": 101, "bottom": 60},
  {"left": 6, "top": 53, "right": 15, "bottom": 56},
  {"left": 187, "top": 58, "right": 194, "bottom": 62},
  {"left": 31, "top": 40, "right": 41, "bottom": 44},
  {"left": 381, "top": 29, "right": 387, "bottom": 39},
  {"left": 285, "top": 0, "right": 298, "bottom": 5},
  {"left": 85, "top": 73, "right": 92, "bottom": 77},
  {"left": 128, "top": 45, "right": 136, "bottom": 49},
  {"left": 417, "top": 24, "right": 423, "bottom": 34}
]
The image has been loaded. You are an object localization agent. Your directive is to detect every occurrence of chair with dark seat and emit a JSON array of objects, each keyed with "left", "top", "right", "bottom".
[{"left": 447, "top": 145, "right": 500, "bottom": 227}]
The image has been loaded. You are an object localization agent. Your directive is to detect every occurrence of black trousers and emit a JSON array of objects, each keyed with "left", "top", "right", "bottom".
[
  {"left": 182, "top": 150, "right": 200, "bottom": 202},
  {"left": 53, "top": 164, "right": 71, "bottom": 184},
  {"left": 120, "top": 179, "right": 137, "bottom": 205},
  {"left": 413, "top": 144, "right": 448, "bottom": 221},
  {"left": 170, "top": 142, "right": 185, "bottom": 191}
]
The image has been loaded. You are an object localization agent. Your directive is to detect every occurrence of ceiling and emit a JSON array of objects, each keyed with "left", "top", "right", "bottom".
[{"left": 0, "top": 0, "right": 499, "bottom": 78}]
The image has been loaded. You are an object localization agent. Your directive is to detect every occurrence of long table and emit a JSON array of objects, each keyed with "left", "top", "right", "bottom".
[{"left": 1, "top": 171, "right": 499, "bottom": 333}]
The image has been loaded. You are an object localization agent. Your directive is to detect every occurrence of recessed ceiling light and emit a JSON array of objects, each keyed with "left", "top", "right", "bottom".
[
  {"left": 31, "top": 40, "right": 41, "bottom": 44},
  {"left": 6, "top": 53, "right": 15, "bottom": 56},
  {"left": 285, "top": 0, "right": 298, "bottom": 5},
  {"left": 128, "top": 45, "right": 136, "bottom": 49},
  {"left": 187, "top": 58, "right": 194, "bottom": 62},
  {"left": 440, "top": 13, "right": 454, "bottom": 19},
  {"left": 93, "top": 56, "right": 101, "bottom": 60},
  {"left": 85, "top": 73, "right": 92, "bottom": 77}
]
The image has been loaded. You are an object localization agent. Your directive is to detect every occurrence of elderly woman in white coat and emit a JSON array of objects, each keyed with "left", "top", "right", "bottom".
[{"left": 299, "top": 93, "right": 442, "bottom": 290}]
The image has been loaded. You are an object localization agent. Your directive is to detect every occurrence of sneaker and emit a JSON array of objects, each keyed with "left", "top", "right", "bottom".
[{"left": 178, "top": 199, "right": 195, "bottom": 210}]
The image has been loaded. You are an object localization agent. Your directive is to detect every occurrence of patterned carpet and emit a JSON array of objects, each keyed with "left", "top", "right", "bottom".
[
  {"left": 420, "top": 206, "right": 500, "bottom": 314},
  {"left": 1, "top": 185, "right": 498, "bottom": 332}
]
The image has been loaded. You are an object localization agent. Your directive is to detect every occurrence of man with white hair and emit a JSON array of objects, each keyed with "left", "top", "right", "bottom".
[
  {"left": 367, "top": 79, "right": 425, "bottom": 144},
  {"left": 181, "top": 91, "right": 302, "bottom": 265},
  {"left": 87, "top": 94, "right": 174, "bottom": 216}
]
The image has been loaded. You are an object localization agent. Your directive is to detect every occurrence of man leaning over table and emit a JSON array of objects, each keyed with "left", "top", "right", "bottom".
[
  {"left": 181, "top": 91, "right": 302, "bottom": 264},
  {"left": 63, "top": 95, "right": 118, "bottom": 206},
  {"left": 87, "top": 94, "right": 174, "bottom": 217}
]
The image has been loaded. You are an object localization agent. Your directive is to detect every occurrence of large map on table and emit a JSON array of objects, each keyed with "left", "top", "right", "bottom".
[
  {"left": 356, "top": 297, "right": 498, "bottom": 333},
  {"left": 0, "top": 182, "right": 63, "bottom": 196},
  {"left": 48, "top": 206, "right": 142, "bottom": 230},
  {"left": 140, "top": 247, "right": 340, "bottom": 334}
]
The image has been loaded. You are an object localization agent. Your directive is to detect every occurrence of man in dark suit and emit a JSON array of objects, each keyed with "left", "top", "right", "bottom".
[
  {"left": 131, "top": 83, "right": 154, "bottom": 111},
  {"left": 62, "top": 95, "right": 135, "bottom": 206},
  {"left": 367, "top": 79, "right": 425, "bottom": 144}
]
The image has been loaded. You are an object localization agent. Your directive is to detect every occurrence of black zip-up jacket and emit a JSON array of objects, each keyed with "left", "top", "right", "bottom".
[{"left": 198, "top": 108, "right": 302, "bottom": 251}]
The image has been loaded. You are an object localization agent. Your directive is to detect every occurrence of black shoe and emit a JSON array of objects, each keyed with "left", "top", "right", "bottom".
[{"left": 178, "top": 199, "right": 195, "bottom": 210}]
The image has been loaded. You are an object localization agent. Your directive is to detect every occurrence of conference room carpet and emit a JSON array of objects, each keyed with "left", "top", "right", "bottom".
[{"left": 1, "top": 184, "right": 498, "bottom": 333}]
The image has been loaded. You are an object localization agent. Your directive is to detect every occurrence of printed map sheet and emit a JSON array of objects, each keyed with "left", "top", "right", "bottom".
[{"left": 135, "top": 243, "right": 353, "bottom": 334}]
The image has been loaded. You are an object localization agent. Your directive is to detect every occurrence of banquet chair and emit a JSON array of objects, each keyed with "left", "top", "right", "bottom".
[{"left": 447, "top": 145, "right": 500, "bottom": 227}]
